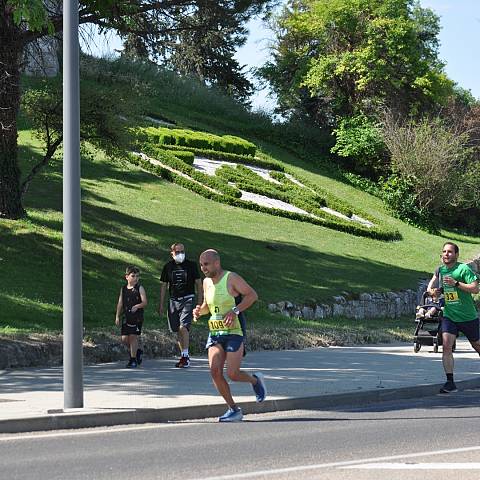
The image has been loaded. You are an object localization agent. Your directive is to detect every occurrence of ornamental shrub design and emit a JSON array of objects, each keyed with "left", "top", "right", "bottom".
[
  {"left": 131, "top": 128, "right": 401, "bottom": 241},
  {"left": 141, "top": 126, "right": 256, "bottom": 156}
]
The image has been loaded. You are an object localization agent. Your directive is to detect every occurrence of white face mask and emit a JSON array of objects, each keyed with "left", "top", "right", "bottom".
[{"left": 174, "top": 253, "right": 185, "bottom": 264}]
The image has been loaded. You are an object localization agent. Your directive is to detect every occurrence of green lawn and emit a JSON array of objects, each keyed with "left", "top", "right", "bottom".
[
  {"left": 1, "top": 124, "right": 479, "bottom": 334},
  {"left": 2, "top": 59, "right": 479, "bottom": 335}
]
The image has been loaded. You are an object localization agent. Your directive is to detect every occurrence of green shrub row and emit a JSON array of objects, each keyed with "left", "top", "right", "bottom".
[
  {"left": 126, "top": 152, "right": 401, "bottom": 241},
  {"left": 216, "top": 165, "right": 295, "bottom": 204},
  {"left": 216, "top": 165, "right": 326, "bottom": 210},
  {"left": 169, "top": 149, "right": 195, "bottom": 165},
  {"left": 269, "top": 171, "right": 288, "bottom": 182},
  {"left": 216, "top": 165, "right": 366, "bottom": 227},
  {"left": 212, "top": 164, "right": 400, "bottom": 240},
  {"left": 141, "top": 126, "right": 256, "bottom": 156},
  {"left": 158, "top": 143, "right": 284, "bottom": 171},
  {"left": 139, "top": 144, "right": 241, "bottom": 198},
  {"left": 134, "top": 125, "right": 284, "bottom": 170},
  {"left": 283, "top": 169, "right": 355, "bottom": 218}
]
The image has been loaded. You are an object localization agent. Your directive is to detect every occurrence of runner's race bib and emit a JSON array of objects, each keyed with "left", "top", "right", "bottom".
[
  {"left": 443, "top": 288, "right": 459, "bottom": 304},
  {"left": 208, "top": 317, "right": 227, "bottom": 331},
  {"left": 208, "top": 313, "right": 239, "bottom": 332}
]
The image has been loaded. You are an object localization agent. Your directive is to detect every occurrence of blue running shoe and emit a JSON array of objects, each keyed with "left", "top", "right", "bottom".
[
  {"left": 253, "top": 372, "right": 267, "bottom": 402},
  {"left": 219, "top": 407, "right": 243, "bottom": 422}
]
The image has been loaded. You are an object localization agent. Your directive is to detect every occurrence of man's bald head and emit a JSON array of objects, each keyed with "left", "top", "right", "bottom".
[
  {"left": 199, "top": 249, "right": 222, "bottom": 278},
  {"left": 200, "top": 249, "right": 220, "bottom": 262}
]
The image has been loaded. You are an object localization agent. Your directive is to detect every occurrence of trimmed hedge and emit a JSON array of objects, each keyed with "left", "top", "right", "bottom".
[
  {"left": 131, "top": 126, "right": 400, "bottom": 240},
  {"left": 283, "top": 169, "right": 354, "bottom": 218},
  {"left": 170, "top": 149, "right": 195, "bottom": 165},
  {"left": 216, "top": 165, "right": 325, "bottom": 209},
  {"left": 217, "top": 165, "right": 295, "bottom": 204},
  {"left": 157, "top": 144, "right": 284, "bottom": 171},
  {"left": 139, "top": 144, "right": 241, "bottom": 198},
  {"left": 217, "top": 165, "right": 359, "bottom": 224},
  {"left": 129, "top": 150, "right": 401, "bottom": 241},
  {"left": 142, "top": 126, "right": 256, "bottom": 156}
]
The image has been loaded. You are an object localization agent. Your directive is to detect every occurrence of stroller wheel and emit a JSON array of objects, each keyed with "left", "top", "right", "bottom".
[{"left": 413, "top": 342, "right": 421, "bottom": 353}]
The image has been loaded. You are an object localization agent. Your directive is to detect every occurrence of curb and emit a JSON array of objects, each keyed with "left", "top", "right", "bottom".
[{"left": 2, "top": 376, "right": 480, "bottom": 434}]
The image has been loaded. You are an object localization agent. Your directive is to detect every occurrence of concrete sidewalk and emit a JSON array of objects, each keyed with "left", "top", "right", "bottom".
[{"left": 1, "top": 340, "right": 479, "bottom": 433}]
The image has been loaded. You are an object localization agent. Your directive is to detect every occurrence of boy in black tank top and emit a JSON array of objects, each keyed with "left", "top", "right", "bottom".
[{"left": 115, "top": 266, "right": 148, "bottom": 368}]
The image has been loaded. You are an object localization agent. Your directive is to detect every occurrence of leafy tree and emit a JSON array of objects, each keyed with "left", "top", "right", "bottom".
[
  {"left": 0, "top": 0, "right": 274, "bottom": 219},
  {"left": 122, "top": 32, "right": 150, "bottom": 60},
  {"left": 259, "top": 0, "right": 454, "bottom": 126},
  {"left": 121, "top": 2, "right": 270, "bottom": 103},
  {"left": 20, "top": 55, "right": 147, "bottom": 197},
  {"left": 331, "top": 114, "right": 386, "bottom": 176}
]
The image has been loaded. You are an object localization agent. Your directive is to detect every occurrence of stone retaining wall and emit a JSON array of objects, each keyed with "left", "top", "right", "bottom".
[{"left": 268, "top": 256, "right": 480, "bottom": 321}]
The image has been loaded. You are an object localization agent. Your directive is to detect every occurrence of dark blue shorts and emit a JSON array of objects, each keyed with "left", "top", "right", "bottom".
[
  {"left": 441, "top": 317, "right": 480, "bottom": 343},
  {"left": 206, "top": 334, "right": 244, "bottom": 353}
]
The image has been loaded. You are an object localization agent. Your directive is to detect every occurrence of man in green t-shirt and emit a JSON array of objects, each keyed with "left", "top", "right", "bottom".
[{"left": 427, "top": 242, "right": 480, "bottom": 393}]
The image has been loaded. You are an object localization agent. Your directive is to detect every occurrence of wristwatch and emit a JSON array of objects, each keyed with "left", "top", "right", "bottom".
[
  {"left": 232, "top": 306, "right": 241, "bottom": 315},
  {"left": 455, "top": 280, "right": 460, "bottom": 287}
]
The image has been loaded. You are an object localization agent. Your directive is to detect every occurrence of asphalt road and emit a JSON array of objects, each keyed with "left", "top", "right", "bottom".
[{"left": 1, "top": 389, "right": 480, "bottom": 480}]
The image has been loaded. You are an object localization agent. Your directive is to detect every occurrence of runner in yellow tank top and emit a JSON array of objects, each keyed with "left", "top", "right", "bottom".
[
  {"left": 193, "top": 249, "right": 267, "bottom": 422},
  {"left": 204, "top": 270, "right": 243, "bottom": 336}
]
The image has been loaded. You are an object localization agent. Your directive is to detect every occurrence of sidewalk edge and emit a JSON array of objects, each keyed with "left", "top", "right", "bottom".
[{"left": 2, "top": 377, "right": 480, "bottom": 434}]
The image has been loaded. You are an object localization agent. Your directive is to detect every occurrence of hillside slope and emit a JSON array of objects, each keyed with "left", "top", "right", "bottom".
[{"left": 1, "top": 58, "right": 479, "bottom": 333}]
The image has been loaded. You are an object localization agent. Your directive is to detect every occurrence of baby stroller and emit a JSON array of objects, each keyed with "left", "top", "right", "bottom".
[{"left": 413, "top": 290, "right": 453, "bottom": 353}]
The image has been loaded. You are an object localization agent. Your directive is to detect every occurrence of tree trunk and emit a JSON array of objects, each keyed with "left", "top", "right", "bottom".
[{"left": 0, "top": 8, "right": 25, "bottom": 219}]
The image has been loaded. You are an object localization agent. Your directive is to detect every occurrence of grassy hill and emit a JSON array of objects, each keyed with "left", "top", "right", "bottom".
[{"left": 1, "top": 56, "right": 479, "bottom": 335}]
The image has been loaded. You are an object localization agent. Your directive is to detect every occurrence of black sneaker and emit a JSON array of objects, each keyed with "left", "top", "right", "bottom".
[
  {"left": 126, "top": 358, "right": 137, "bottom": 368},
  {"left": 440, "top": 380, "right": 457, "bottom": 393},
  {"left": 136, "top": 348, "right": 143, "bottom": 365}
]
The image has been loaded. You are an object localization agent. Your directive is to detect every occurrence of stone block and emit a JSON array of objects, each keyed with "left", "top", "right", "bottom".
[
  {"left": 302, "top": 306, "right": 315, "bottom": 320},
  {"left": 268, "top": 303, "right": 278, "bottom": 313},
  {"left": 359, "top": 293, "right": 372, "bottom": 301},
  {"left": 333, "top": 303, "right": 344, "bottom": 316}
]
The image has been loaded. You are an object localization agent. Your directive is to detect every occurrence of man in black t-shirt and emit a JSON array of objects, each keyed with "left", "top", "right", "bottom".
[{"left": 159, "top": 242, "right": 202, "bottom": 368}]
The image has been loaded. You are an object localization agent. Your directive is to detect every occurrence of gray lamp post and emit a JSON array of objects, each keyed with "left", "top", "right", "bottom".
[{"left": 63, "top": 0, "right": 83, "bottom": 409}]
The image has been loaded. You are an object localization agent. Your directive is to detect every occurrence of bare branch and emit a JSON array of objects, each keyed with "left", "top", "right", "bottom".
[{"left": 20, "top": 136, "right": 62, "bottom": 197}]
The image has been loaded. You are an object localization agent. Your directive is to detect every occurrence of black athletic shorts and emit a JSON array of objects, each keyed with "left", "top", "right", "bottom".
[
  {"left": 441, "top": 317, "right": 480, "bottom": 343},
  {"left": 167, "top": 296, "right": 194, "bottom": 333},
  {"left": 121, "top": 322, "right": 142, "bottom": 336}
]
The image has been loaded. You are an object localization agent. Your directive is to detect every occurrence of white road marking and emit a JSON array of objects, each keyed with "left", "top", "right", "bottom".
[
  {"left": 191, "top": 445, "right": 480, "bottom": 480},
  {"left": 343, "top": 463, "right": 480, "bottom": 470},
  {"left": 0, "top": 422, "right": 185, "bottom": 442}
]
